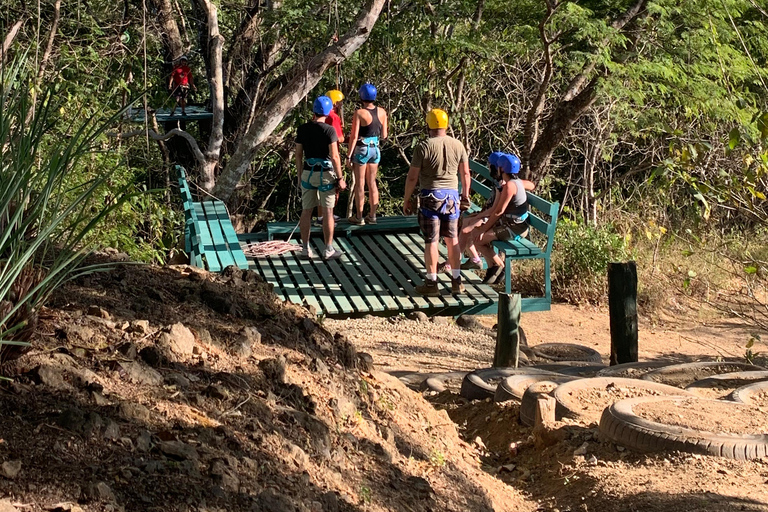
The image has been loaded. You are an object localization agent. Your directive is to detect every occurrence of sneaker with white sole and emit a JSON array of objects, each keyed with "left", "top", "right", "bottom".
[{"left": 323, "top": 248, "right": 343, "bottom": 260}]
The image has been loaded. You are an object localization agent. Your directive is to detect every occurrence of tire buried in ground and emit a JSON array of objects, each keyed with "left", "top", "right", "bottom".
[
  {"left": 460, "top": 367, "right": 556, "bottom": 401},
  {"left": 596, "top": 361, "right": 674, "bottom": 379},
  {"left": 494, "top": 373, "right": 577, "bottom": 403},
  {"left": 553, "top": 377, "right": 694, "bottom": 425},
  {"left": 422, "top": 372, "right": 469, "bottom": 393},
  {"left": 685, "top": 371, "right": 768, "bottom": 400},
  {"left": 599, "top": 396, "right": 768, "bottom": 460},
  {"left": 642, "top": 361, "right": 767, "bottom": 389},
  {"left": 731, "top": 380, "right": 768, "bottom": 406},
  {"left": 526, "top": 342, "right": 603, "bottom": 363},
  {"left": 520, "top": 380, "right": 560, "bottom": 427},
  {"left": 533, "top": 362, "right": 608, "bottom": 378}
]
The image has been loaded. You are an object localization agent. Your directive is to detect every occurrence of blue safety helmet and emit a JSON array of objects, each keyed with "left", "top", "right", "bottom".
[
  {"left": 313, "top": 95, "right": 333, "bottom": 116},
  {"left": 499, "top": 153, "right": 521, "bottom": 175},
  {"left": 359, "top": 83, "right": 377, "bottom": 101},
  {"left": 488, "top": 152, "right": 505, "bottom": 167}
]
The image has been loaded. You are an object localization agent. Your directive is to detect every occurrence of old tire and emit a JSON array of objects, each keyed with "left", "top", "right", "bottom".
[
  {"left": 519, "top": 381, "right": 562, "bottom": 426},
  {"left": 599, "top": 396, "right": 768, "bottom": 460},
  {"left": 422, "top": 372, "right": 469, "bottom": 392},
  {"left": 553, "top": 377, "right": 693, "bottom": 424},
  {"left": 460, "top": 367, "right": 555, "bottom": 401},
  {"left": 527, "top": 342, "right": 603, "bottom": 364},
  {"left": 731, "top": 380, "right": 768, "bottom": 405},
  {"left": 685, "top": 371, "right": 768, "bottom": 401},
  {"left": 494, "top": 373, "right": 576, "bottom": 403},
  {"left": 642, "top": 361, "right": 767, "bottom": 389},
  {"left": 596, "top": 361, "right": 674, "bottom": 379},
  {"left": 533, "top": 362, "right": 607, "bottom": 377}
]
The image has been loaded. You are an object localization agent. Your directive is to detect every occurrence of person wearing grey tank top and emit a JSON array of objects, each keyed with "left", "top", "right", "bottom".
[{"left": 470, "top": 153, "right": 536, "bottom": 285}]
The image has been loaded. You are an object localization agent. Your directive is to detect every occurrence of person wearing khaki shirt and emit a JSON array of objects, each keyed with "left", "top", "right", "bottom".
[{"left": 403, "top": 109, "right": 471, "bottom": 296}]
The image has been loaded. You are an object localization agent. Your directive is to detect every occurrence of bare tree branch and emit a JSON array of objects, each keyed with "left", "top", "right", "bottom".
[
  {"left": 1, "top": 20, "right": 24, "bottom": 66},
  {"left": 112, "top": 128, "right": 206, "bottom": 167}
]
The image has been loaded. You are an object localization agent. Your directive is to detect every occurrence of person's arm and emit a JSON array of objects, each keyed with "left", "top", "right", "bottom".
[
  {"left": 380, "top": 107, "right": 388, "bottom": 140},
  {"left": 169, "top": 72, "right": 174, "bottom": 90},
  {"left": 403, "top": 165, "right": 420, "bottom": 215},
  {"left": 295, "top": 143, "right": 303, "bottom": 188},
  {"left": 478, "top": 182, "right": 515, "bottom": 234},
  {"left": 189, "top": 69, "right": 196, "bottom": 90},
  {"left": 347, "top": 110, "right": 360, "bottom": 165},
  {"left": 330, "top": 142, "right": 346, "bottom": 190},
  {"left": 522, "top": 179, "right": 536, "bottom": 191},
  {"left": 459, "top": 159, "right": 470, "bottom": 201}
]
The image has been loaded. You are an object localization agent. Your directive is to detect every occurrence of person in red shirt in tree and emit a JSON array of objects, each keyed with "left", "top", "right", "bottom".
[{"left": 169, "top": 55, "right": 196, "bottom": 116}]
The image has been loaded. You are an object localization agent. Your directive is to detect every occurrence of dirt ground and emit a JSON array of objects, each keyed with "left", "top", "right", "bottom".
[{"left": 327, "top": 303, "right": 768, "bottom": 512}]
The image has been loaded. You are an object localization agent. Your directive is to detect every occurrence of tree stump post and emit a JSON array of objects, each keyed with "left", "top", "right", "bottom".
[
  {"left": 494, "top": 293, "right": 521, "bottom": 368},
  {"left": 608, "top": 261, "right": 638, "bottom": 365}
]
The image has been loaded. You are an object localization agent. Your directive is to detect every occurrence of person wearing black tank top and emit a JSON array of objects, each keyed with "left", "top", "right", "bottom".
[{"left": 347, "top": 83, "right": 388, "bottom": 225}]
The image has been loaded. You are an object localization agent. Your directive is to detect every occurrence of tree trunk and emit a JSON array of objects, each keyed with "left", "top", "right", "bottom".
[
  {"left": 212, "top": 0, "right": 387, "bottom": 202},
  {"left": 150, "top": 0, "right": 184, "bottom": 61}
]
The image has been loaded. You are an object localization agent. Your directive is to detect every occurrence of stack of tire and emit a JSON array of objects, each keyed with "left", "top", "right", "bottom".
[{"left": 401, "top": 341, "right": 768, "bottom": 460}]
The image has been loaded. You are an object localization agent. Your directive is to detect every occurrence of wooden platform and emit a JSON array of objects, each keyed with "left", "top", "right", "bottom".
[
  {"left": 131, "top": 105, "right": 213, "bottom": 123},
  {"left": 239, "top": 231, "right": 498, "bottom": 317}
]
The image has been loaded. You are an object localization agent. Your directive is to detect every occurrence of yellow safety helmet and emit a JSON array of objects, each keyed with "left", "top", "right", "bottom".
[
  {"left": 426, "top": 108, "right": 449, "bottom": 129},
  {"left": 326, "top": 90, "right": 345, "bottom": 105}
]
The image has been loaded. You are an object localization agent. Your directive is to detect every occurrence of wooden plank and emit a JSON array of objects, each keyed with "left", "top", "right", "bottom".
[
  {"left": 309, "top": 238, "right": 369, "bottom": 314},
  {"left": 426, "top": 233, "right": 496, "bottom": 302},
  {"left": 363, "top": 234, "right": 432, "bottom": 310},
  {"left": 526, "top": 193, "right": 557, "bottom": 216},
  {"left": 527, "top": 212, "right": 549, "bottom": 236},
  {"left": 261, "top": 249, "right": 304, "bottom": 306},
  {"left": 492, "top": 239, "right": 542, "bottom": 258},
  {"left": 303, "top": 240, "right": 354, "bottom": 315},
  {"left": 324, "top": 238, "right": 386, "bottom": 312},
  {"left": 400, "top": 233, "right": 473, "bottom": 308},
  {"left": 201, "top": 202, "right": 236, "bottom": 270},
  {"left": 334, "top": 238, "right": 395, "bottom": 312},
  {"left": 193, "top": 203, "right": 222, "bottom": 272},
  {"left": 469, "top": 159, "right": 496, "bottom": 182},
  {"left": 288, "top": 251, "right": 340, "bottom": 315},
  {"left": 264, "top": 215, "right": 419, "bottom": 237},
  {"left": 470, "top": 178, "right": 493, "bottom": 200},
  {"left": 247, "top": 252, "right": 288, "bottom": 302},
  {"left": 390, "top": 233, "right": 460, "bottom": 308},
  {"left": 279, "top": 251, "right": 324, "bottom": 314},
  {"left": 351, "top": 236, "right": 417, "bottom": 311},
  {"left": 210, "top": 201, "right": 250, "bottom": 270}
]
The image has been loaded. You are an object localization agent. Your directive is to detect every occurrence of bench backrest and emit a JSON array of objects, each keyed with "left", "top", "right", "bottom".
[{"left": 468, "top": 159, "right": 560, "bottom": 255}]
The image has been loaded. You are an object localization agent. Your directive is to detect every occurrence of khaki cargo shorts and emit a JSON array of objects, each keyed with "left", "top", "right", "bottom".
[{"left": 301, "top": 169, "right": 337, "bottom": 210}]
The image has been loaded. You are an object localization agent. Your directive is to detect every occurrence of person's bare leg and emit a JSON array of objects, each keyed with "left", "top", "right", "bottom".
[
  {"left": 180, "top": 97, "right": 187, "bottom": 115},
  {"left": 300, "top": 208, "right": 313, "bottom": 247},
  {"left": 366, "top": 163, "right": 379, "bottom": 219},
  {"left": 322, "top": 206, "right": 335, "bottom": 249},
  {"left": 346, "top": 172, "right": 356, "bottom": 219},
  {"left": 445, "top": 236, "right": 460, "bottom": 270},
  {"left": 424, "top": 242, "right": 439, "bottom": 275},
  {"left": 354, "top": 163, "right": 366, "bottom": 219},
  {"left": 476, "top": 231, "right": 503, "bottom": 267}
]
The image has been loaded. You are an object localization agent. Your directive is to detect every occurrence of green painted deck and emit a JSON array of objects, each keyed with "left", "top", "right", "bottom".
[
  {"left": 238, "top": 231, "right": 499, "bottom": 317},
  {"left": 131, "top": 105, "right": 213, "bottom": 124}
]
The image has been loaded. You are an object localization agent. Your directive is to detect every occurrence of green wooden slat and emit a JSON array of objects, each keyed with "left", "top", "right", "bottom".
[
  {"left": 282, "top": 249, "right": 339, "bottom": 315},
  {"left": 299, "top": 242, "right": 350, "bottom": 315},
  {"left": 492, "top": 239, "right": 542, "bottom": 258},
  {"left": 325, "top": 238, "right": 386, "bottom": 312},
  {"left": 193, "top": 203, "right": 222, "bottom": 272},
  {"left": 209, "top": 201, "right": 249, "bottom": 270},
  {"left": 334, "top": 238, "right": 395, "bottom": 311},
  {"left": 469, "top": 178, "right": 492, "bottom": 200},
  {"left": 279, "top": 252, "right": 324, "bottom": 313},
  {"left": 262, "top": 249, "right": 304, "bottom": 306},
  {"left": 264, "top": 215, "right": 419, "bottom": 237},
  {"left": 385, "top": 234, "right": 456, "bottom": 308},
  {"left": 350, "top": 236, "right": 415, "bottom": 311},
  {"left": 469, "top": 159, "right": 495, "bottom": 182},
  {"left": 399, "top": 233, "right": 473, "bottom": 308},
  {"left": 527, "top": 193, "right": 557, "bottom": 216},
  {"left": 367, "top": 234, "right": 431, "bottom": 310},
  {"left": 309, "top": 239, "right": 368, "bottom": 314},
  {"left": 201, "top": 202, "right": 236, "bottom": 269},
  {"left": 246, "top": 250, "right": 288, "bottom": 302}
]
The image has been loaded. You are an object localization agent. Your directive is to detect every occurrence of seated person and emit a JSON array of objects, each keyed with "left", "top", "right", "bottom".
[
  {"left": 470, "top": 153, "right": 535, "bottom": 285},
  {"left": 438, "top": 151, "right": 504, "bottom": 273}
]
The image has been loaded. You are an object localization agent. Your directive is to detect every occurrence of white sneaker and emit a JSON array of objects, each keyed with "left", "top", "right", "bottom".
[
  {"left": 299, "top": 245, "right": 316, "bottom": 259},
  {"left": 323, "top": 247, "right": 343, "bottom": 260}
]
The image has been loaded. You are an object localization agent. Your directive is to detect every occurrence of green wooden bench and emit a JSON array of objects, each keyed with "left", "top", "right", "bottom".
[
  {"left": 464, "top": 159, "right": 560, "bottom": 313},
  {"left": 177, "top": 166, "right": 249, "bottom": 273}
]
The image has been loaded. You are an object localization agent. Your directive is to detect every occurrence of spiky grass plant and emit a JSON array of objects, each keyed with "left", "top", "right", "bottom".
[{"left": 0, "top": 56, "right": 129, "bottom": 365}]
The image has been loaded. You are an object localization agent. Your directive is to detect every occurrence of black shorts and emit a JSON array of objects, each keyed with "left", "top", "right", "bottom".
[
  {"left": 173, "top": 85, "right": 190, "bottom": 100},
  {"left": 418, "top": 212, "right": 459, "bottom": 244}
]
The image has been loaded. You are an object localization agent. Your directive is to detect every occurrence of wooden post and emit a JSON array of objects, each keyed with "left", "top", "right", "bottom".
[
  {"left": 608, "top": 261, "right": 638, "bottom": 365},
  {"left": 535, "top": 395, "right": 557, "bottom": 427},
  {"left": 494, "top": 293, "right": 521, "bottom": 367}
]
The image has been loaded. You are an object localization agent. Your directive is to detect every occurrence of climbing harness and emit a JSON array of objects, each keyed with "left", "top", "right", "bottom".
[{"left": 301, "top": 158, "right": 337, "bottom": 192}]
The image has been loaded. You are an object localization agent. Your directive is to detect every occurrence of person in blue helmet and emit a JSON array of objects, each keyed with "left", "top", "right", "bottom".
[
  {"left": 295, "top": 95, "right": 347, "bottom": 261},
  {"left": 438, "top": 151, "right": 505, "bottom": 273},
  {"left": 347, "top": 82, "right": 388, "bottom": 225},
  {"left": 471, "top": 153, "right": 536, "bottom": 284}
]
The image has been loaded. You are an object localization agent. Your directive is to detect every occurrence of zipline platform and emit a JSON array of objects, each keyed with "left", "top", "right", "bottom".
[
  {"left": 130, "top": 105, "right": 213, "bottom": 123},
  {"left": 237, "top": 228, "right": 498, "bottom": 317}
]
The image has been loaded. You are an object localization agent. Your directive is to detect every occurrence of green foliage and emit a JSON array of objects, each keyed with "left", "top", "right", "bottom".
[
  {"left": 0, "top": 56, "right": 130, "bottom": 361},
  {"left": 552, "top": 214, "right": 632, "bottom": 303}
]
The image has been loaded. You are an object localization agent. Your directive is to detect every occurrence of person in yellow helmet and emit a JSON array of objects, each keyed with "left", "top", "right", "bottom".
[
  {"left": 324, "top": 90, "right": 345, "bottom": 139},
  {"left": 403, "top": 108, "right": 471, "bottom": 296}
]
